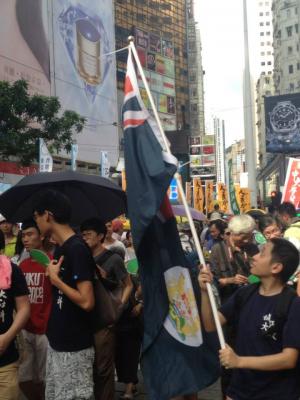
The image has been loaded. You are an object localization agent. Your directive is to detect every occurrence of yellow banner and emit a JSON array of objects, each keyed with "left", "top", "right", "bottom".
[
  {"left": 186, "top": 182, "right": 192, "bottom": 206},
  {"left": 205, "top": 180, "right": 215, "bottom": 214},
  {"left": 236, "top": 187, "right": 251, "bottom": 213},
  {"left": 121, "top": 170, "right": 127, "bottom": 192},
  {"left": 193, "top": 178, "right": 204, "bottom": 212},
  {"left": 217, "top": 183, "right": 229, "bottom": 213}
]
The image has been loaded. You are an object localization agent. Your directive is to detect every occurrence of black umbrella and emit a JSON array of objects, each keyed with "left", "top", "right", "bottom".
[{"left": 0, "top": 170, "right": 126, "bottom": 225}]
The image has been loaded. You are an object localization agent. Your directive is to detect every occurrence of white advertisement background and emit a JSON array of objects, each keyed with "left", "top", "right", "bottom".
[{"left": 52, "top": 0, "right": 119, "bottom": 166}]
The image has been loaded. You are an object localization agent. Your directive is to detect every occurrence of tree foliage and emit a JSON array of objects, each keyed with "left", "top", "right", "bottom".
[{"left": 0, "top": 80, "right": 85, "bottom": 165}]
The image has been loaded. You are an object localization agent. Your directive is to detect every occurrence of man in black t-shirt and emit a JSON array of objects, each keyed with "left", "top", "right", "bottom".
[
  {"left": 81, "top": 217, "right": 133, "bottom": 400},
  {"left": 33, "top": 190, "right": 95, "bottom": 400},
  {"left": 199, "top": 238, "right": 300, "bottom": 400},
  {"left": 0, "top": 229, "right": 30, "bottom": 399}
]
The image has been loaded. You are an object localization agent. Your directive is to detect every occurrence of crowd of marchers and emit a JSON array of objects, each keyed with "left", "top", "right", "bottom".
[{"left": 1, "top": 190, "right": 300, "bottom": 400}]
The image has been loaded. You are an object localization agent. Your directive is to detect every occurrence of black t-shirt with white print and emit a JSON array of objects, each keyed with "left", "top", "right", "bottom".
[
  {"left": 46, "top": 235, "right": 95, "bottom": 352},
  {"left": 220, "top": 289, "right": 300, "bottom": 400},
  {"left": 0, "top": 264, "right": 29, "bottom": 367}
]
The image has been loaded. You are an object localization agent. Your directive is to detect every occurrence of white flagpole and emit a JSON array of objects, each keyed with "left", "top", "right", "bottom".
[{"left": 128, "top": 37, "right": 225, "bottom": 349}]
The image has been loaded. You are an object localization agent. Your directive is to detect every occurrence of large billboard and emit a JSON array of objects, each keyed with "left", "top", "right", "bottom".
[
  {"left": 0, "top": 1, "right": 119, "bottom": 166},
  {"left": 0, "top": 0, "right": 50, "bottom": 95},
  {"left": 265, "top": 93, "right": 300, "bottom": 153},
  {"left": 53, "top": 0, "right": 119, "bottom": 165},
  {"left": 135, "top": 28, "right": 176, "bottom": 132}
]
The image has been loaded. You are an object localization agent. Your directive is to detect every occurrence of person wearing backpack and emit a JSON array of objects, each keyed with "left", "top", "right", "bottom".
[
  {"left": 80, "top": 218, "right": 133, "bottom": 400},
  {"left": 199, "top": 238, "right": 300, "bottom": 400}
]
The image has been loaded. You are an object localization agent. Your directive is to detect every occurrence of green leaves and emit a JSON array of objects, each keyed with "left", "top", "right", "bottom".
[{"left": 0, "top": 79, "right": 85, "bottom": 165}]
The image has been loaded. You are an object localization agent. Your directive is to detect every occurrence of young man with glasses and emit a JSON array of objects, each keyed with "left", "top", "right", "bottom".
[{"left": 32, "top": 190, "right": 95, "bottom": 400}]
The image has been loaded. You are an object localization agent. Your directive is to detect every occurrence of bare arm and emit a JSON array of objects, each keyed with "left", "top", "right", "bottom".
[
  {"left": 198, "top": 269, "right": 226, "bottom": 332},
  {"left": 47, "top": 257, "right": 95, "bottom": 312},
  {"left": 220, "top": 345, "right": 299, "bottom": 371},
  {"left": 121, "top": 273, "right": 133, "bottom": 305},
  {"left": 0, "top": 295, "right": 30, "bottom": 355}
]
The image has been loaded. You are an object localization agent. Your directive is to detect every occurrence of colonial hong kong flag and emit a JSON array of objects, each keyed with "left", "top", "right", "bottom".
[{"left": 123, "top": 49, "right": 219, "bottom": 400}]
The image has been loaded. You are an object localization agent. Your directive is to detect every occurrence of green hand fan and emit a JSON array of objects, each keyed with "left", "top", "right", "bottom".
[
  {"left": 255, "top": 232, "right": 267, "bottom": 245},
  {"left": 127, "top": 258, "right": 139, "bottom": 275},
  {"left": 30, "top": 249, "right": 50, "bottom": 267},
  {"left": 248, "top": 274, "right": 260, "bottom": 284}
]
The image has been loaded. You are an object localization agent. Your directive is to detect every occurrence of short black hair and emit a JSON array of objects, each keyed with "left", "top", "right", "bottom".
[
  {"left": 258, "top": 215, "right": 277, "bottom": 233},
  {"left": 278, "top": 202, "right": 296, "bottom": 218},
  {"left": 209, "top": 219, "right": 227, "bottom": 235},
  {"left": 0, "top": 230, "right": 4, "bottom": 251},
  {"left": 22, "top": 218, "right": 40, "bottom": 233},
  {"left": 270, "top": 238, "right": 299, "bottom": 283},
  {"left": 80, "top": 218, "right": 107, "bottom": 242},
  {"left": 33, "top": 189, "right": 71, "bottom": 224},
  {"left": 214, "top": 204, "right": 220, "bottom": 210}
]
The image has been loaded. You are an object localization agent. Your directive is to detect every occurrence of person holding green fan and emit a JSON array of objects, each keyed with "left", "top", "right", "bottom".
[{"left": 18, "top": 219, "right": 52, "bottom": 400}]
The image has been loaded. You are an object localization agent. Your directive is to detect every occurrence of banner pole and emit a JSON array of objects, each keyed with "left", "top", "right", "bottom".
[{"left": 128, "top": 37, "right": 225, "bottom": 349}]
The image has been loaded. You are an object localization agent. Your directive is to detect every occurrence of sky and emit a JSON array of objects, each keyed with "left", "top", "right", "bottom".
[{"left": 195, "top": 0, "right": 246, "bottom": 147}]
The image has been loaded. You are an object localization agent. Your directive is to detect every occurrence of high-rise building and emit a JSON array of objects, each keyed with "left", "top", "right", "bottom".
[
  {"left": 214, "top": 118, "right": 226, "bottom": 184},
  {"left": 273, "top": 0, "right": 300, "bottom": 94},
  {"left": 114, "top": 0, "right": 190, "bottom": 132},
  {"left": 186, "top": 0, "right": 205, "bottom": 137},
  {"left": 225, "top": 139, "right": 246, "bottom": 185}
]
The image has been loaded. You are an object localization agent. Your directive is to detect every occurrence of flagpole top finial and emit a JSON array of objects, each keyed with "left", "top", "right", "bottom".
[{"left": 128, "top": 36, "right": 135, "bottom": 43}]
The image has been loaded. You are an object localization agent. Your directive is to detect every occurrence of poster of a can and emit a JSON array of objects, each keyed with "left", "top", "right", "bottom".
[{"left": 53, "top": 0, "right": 119, "bottom": 165}]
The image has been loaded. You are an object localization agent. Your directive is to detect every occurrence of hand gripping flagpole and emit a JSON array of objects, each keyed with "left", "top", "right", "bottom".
[{"left": 128, "top": 37, "right": 225, "bottom": 349}]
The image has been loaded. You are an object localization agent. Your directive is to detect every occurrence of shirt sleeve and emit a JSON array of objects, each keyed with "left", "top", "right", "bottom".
[
  {"left": 66, "top": 242, "right": 95, "bottom": 282},
  {"left": 111, "top": 255, "right": 128, "bottom": 282},
  {"left": 11, "top": 264, "right": 29, "bottom": 297},
  {"left": 283, "top": 297, "right": 300, "bottom": 349},
  {"left": 219, "top": 289, "right": 239, "bottom": 325}
]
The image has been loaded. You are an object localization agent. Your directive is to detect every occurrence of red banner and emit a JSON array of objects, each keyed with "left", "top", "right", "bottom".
[{"left": 282, "top": 158, "right": 300, "bottom": 209}]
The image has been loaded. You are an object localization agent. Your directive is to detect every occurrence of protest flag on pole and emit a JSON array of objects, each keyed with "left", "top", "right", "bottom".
[
  {"left": 193, "top": 177, "right": 204, "bottom": 212},
  {"left": 282, "top": 157, "right": 300, "bottom": 209},
  {"left": 205, "top": 180, "right": 215, "bottom": 214},
  {"left": 228, "top": 159, "right": 240, "bottom": 214},
  {"left": 217, "top": 183, "right": 229, "bottom": 213},
  {"left": 123, "top": 41, "right": 220, "bottom": 400},
  {"left": 39, "top": 138, "right": 53, "bottom": 173}
]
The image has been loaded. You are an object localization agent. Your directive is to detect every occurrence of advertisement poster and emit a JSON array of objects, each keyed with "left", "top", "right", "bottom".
[
  {"left": 202, "top": 155, "right": 216, "bottom": 166},
  {"left": 202, "top": 146, "right": 215, "bottom": 155},
  {"left": 202, "top": 136, "right": 215, "bottom": 145},
  {"left": 0, "top": 0, "right": 50, "bottom": 95},
  {"left": 282, "top": 157, "right": 300, "bottom": 209},
  {"left": 190, "top": 155, "right": 202, "bottom": 167},
  {"left": 190, "top": 137, "right": 201, "bottom": 146},
  {"left": 135, "top": 28, "right": 176, "bottom": 131},
  {"left": 190, "top": 146, "right": 201, "bottom": 156},
  {"left": 193, "top": 178, "right": 204, "bottom": 212},
  {"left": 265, "top": 93, "right": 300, "bottom": 153},
  {"left": 53, "top": 0, "right": 119, "bottom": 165}
]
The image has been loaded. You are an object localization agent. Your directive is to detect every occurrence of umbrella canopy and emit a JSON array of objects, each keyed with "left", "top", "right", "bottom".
[
  {"left": 171, "top": 205, "right": 205, "bottom": 221},
  {"left": 0, "top": 171, "right": 126, "bottom": 225}
]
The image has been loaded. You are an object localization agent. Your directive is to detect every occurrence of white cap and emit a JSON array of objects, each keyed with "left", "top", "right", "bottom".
[{"left": 0, "top": 214, "right": 6, "bottom": 223}]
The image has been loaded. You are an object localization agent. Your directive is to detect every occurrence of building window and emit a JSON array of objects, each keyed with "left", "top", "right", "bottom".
[
  {"left": 260, "top": 32, "right": 264, "bottom": 36},
  {"left": 286, "top": 26, "right": 293, "bottom": 37},
  {"left": 268, "top": 71, "right": 272, "bottom": 75},
  {"left": 259, "top": 12, "right": 263, "bottom": 16},
  {"left": 288, "top": 46, "right": 293, "bottom": 54},
  {"left": 289, "top": 65, "right": 294, "bottom": 74},
  {"left": 261, "top": 61, "right": 266, "bottom": 66},
  {"left": 260, "top": 22, "right": 264, "bottom": 26},
  {"left": 265, "top": 77, "right": 270, "bottom": 84},
  {"left": 261, "top": 51, "right": 265, "bottom": 56},
  {"left": 267, "top": 61, "right": 272, "bottom": 65},
  {"left": 266, "top": 21, "right": 270, "bottom": 26},
  {"left": 295, "top": 7, "right": 298, "bottom": 14},
  {"left": 261, "top": 42, "right": 265, "bottom": 46},
  {"left": 266, "top": 11, "right": 270, "bottom": 16},
  {"left": 295, "top": 24, "right": 299, "bottom": 33},
  {"left": 290, "top": 83, "right": 294, "bottom": 91},
  {"left": 267, "top": 51, "right": 272, "bottom": 55},
  {"left": 287, "top": 9, "right": 291, "bottom": 17},
  {"left": 297, "top": 44, "right": 300, "bottom": 51},
  {"left": 267, "top": 41, "right": 272, "bottom": 45},
  {"left": 297, "top": 62, "right": 300, "bottom": 70},
  {"left": 266, "top": 31, "right": 271, "bottom": 35}
]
